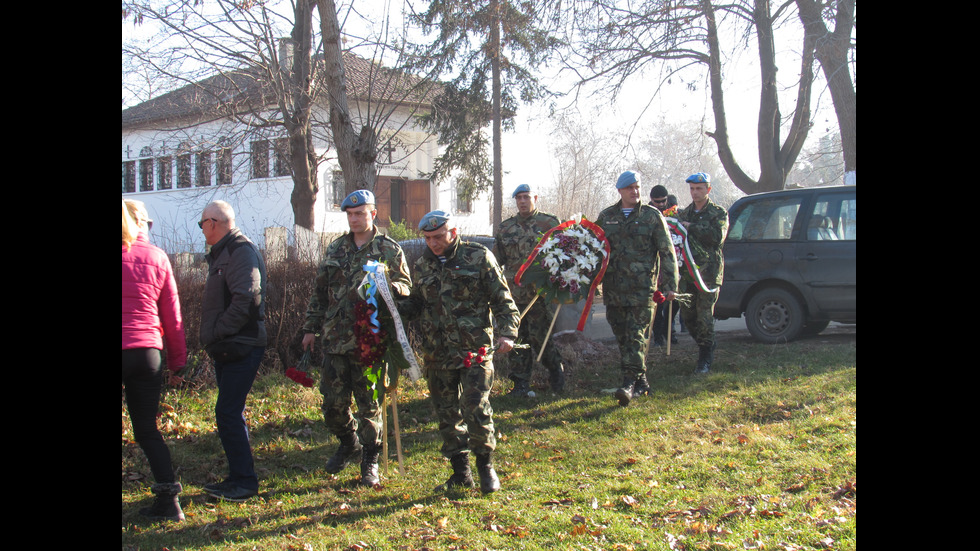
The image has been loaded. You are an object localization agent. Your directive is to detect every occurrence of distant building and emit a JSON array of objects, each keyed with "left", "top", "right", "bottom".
[{"left": 122, "top": 49, "right": 492, "bottom": 254}]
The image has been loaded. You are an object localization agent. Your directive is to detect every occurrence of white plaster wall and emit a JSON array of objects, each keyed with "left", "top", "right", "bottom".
[{"left": 121, "top": 101, "right": 490, "bottom": 253}]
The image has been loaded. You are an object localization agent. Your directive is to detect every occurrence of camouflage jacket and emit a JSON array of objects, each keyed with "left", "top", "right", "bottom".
[
  {"left": 302, "top": 228, "right": 412, "bottom": 356},
  {"left": 399, "top": 238, "right": 520, "bottom": 370},
  {"left": 494, "top": 209, "right": 561, "bottom": 304},
  {"left": 595, "top": 202, "right": 679, "bottom": 307},
  {"left": 676, "top": 199, "right": 729, "bottom": 287}
]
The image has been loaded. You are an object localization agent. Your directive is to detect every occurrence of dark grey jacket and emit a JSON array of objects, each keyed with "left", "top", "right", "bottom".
[{"left": 200, "top": 228, "right": 268, "bottom": 348}]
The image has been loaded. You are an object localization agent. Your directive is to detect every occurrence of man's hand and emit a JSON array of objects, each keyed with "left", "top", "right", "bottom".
[
  {"left": 666, "top": 291, "right": 676, "bottom": 301},
  {"left": 301, "top": 332, "right": 316, "bottom": 351},
  {"left": 495, "top": 337, "right": 514, "bottom": 354}
]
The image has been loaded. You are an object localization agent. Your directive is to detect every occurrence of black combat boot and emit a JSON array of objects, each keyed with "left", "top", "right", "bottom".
[
  {"left": 694, "top": 343, "right": 715, "bottom": 374},
  {"left": 358, "top": 444, "right": 380, "bottom": 487},
  {"left": 139, "top": 482, "right": 185, "bottom": 522},
  {"left": 633, "top": 373, "right": 651, "bottom": 396},
  {"left": 548, "top": 361, "right": 566, "bottom": 393},
  {"left": 444, "top": 452, "right": 476, "bottom": 489},
  {"left": 508, "top": 379, "right": 531, "bottom": 397},
  {"left": 475, "top": 452, "right": 501, "bottom": 494},
  {"left": 325, "top": 432, "right": 362, "bottom": 474},
  {"left": 614, "top": 375, "right": 637, "bottom": 407}
]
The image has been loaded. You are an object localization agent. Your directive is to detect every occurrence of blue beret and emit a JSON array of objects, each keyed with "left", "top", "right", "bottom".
[
  {"left": 685, "top": 172, "right": 711, "bottom": 184},
  {"left": 512, "top": 184, "right": 533, "bottom": 198},
  {"left": 418, "top": 210, "right": 451, "bottom": 232},
  {"left": 341, "top": 189, "right": 375, "bottom": 210},
  {"left": 616, "top": 171, "right": 639, "bottom": 189}
]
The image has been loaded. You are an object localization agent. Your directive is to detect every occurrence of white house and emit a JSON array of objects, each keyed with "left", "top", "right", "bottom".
[{"left": 122, "top": 51, "right": 494, "bottom": 256}]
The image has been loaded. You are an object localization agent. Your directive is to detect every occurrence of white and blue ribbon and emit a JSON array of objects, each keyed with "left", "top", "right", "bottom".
[{"left": 362, "top": 261, "right": 422, "bottom": 382}]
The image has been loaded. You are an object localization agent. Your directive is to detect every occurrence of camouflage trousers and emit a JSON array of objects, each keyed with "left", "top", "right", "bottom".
[
  {"left": 678, "top": 280, "right": 720, "bottom": 347},
  {"left": 605, "top": 304, "right": 656, "bottom": 377},
  {"left": 319, "top": 353, "right": 383, "bottom": 447},
  {"left": 426, "top": 362, "right": 496, "bottom": 458},
  {"left": 509, "top": 299, "right": 564, "bottom": 382}
]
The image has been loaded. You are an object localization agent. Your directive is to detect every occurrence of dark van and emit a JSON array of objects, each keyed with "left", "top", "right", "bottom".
[{"left": 714, "top": 185, "right": 856, "bottom": 343}]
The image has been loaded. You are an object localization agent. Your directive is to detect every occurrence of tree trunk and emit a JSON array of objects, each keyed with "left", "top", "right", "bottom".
[
  {"left": 703, "top": 0, "right": 814, "bottom": 194},
  {"left": 797, "top": 0, "right": 856, "bottom": 174},
  {"left": 490, "top": 0, "right": 503, "bottom": 231},
  {"left": 317, "top": 0, "right": 378, "bottom": 196},
  {"left": 285, "top": 0, "right": 317, "bottom": 230}
]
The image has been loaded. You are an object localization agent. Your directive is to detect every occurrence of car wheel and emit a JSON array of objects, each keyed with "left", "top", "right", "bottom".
[
  {"left": 745, "top": 288, "right": 805, "bottom": 344},
  {"left": 801, "top": 319, "right": 831, "bottom": 336}
]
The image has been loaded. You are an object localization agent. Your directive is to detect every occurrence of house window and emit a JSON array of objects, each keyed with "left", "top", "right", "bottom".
[
  {"left": 177, "top": 153, "right": 192, "bottom": 188},
  {"left": 157, "top": 156, "right": 173, "bottom": 190},
  {"left": 251, "top": 139, "right": 269, "bottom": 179},
  {"left": 455, "top": 186, "right": 473, "bottom": 213},
  {"left": 274, "top": 138, "right": 290, "bottom": 177},
  {"left": 217, "top": 148, "right": 232, "bottom": 186},
  {"left": 331, "top": 170, "right": 345, "bottom": 207},
  {"left": 122, "top": 161, "right": 136, "bottom": 193},
  {"left": 138, "top": 147, "right": 154, "bottom": 191},
  {"left": 196, "top": 151, "right": 212, "bottom": 187}
]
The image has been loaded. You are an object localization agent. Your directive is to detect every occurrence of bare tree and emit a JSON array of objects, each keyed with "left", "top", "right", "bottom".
[
  {"left": 535, "top": 112, "right": 623, "bottom": 221},
  {"left": 632, "top": 117, "right": 744, "bottom": 208},
  {"left": 123, "top": 0, "right": 323, "bottom": 228},
  {"left": 796, "top": 0, "right": 855, "bottom": 174},
  {"left": 562, "top": 0, "right": 826, "bottom": 194},
  {"left": 123, "top": 0, "right": 446, "bottom": 228}
]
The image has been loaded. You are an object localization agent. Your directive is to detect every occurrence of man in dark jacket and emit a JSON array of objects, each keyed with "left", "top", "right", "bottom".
[{"left": 198, "top": 200, "right": 267, "bottom": 501}]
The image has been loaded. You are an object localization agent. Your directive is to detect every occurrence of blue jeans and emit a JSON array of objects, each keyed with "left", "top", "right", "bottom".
[{"left": 214, "top": 346, "right": 264, "bottom": 491}]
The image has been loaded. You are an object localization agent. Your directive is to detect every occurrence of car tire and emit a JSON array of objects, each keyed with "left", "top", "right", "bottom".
[
  {"left": 801, "top": 319, "right": 831, "bottom": 337},
  {"left": 745, "top": 288, "right": 805, "bottom": 344}
]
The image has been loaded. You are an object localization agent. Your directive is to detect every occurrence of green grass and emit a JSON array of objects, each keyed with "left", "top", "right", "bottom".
[{"left": 122, "top": 331, "right": 855, "bottom": 550}]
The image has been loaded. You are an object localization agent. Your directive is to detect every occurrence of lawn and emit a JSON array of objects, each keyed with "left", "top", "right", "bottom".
[{"left": 122, "top": 327, "right": 855, "bottom": 550}]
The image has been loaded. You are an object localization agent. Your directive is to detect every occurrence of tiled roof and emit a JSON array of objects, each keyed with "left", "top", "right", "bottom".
[{"left": 122, "top": 51, "right": 441, "bottom": 130}]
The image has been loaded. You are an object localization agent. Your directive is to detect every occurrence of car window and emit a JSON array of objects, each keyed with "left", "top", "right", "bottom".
[
  {"left": 808, "top": 193, "right": 856, "bottom": 241},
  {"left": 728, "top": 196, "right": 803, "bottom": 241}
]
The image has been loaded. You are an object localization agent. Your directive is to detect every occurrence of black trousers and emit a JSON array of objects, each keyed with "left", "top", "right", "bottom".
[{"left": 122, "top": 347, "right": 175, "bottom": 483}]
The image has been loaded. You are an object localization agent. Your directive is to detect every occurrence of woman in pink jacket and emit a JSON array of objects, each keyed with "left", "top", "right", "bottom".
[{"left": 122, "top": 200, "right": 187, "bottom": 522}]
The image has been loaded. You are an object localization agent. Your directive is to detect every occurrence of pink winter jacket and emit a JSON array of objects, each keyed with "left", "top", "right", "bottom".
[{"left": 122, "top": 233, "right": 187, "bottom": 370}]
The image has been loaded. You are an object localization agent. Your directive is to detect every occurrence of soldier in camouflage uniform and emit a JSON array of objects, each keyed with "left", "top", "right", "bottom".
[
  {"left": 301, "top": 190, "right": 412, "bottom": 487},
  {"left": 675, "top": 173, "right": 729, "bottom": 374},
  {"left": 494, "top": 184, "right": 566, "bottom": 396},
  {"left": 399, "top": 210, "right": 520, "bottom": 494},
  {"left": 595, "top": 171, "right": 679, "bottom": 407}
]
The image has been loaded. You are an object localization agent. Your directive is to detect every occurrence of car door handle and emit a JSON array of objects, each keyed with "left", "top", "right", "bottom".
[{"left": 798, "top": 254, "right": 818, "bottom": 261}]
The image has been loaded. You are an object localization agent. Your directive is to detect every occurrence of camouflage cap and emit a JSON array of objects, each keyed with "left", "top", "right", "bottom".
[
  {"left": 685, "top": 172, "right": 711, "bottom": 184},
  {"left": 616, "top": 170, "right": 639, "bottom": 189},
  {"left": 341, "top": 189, "right": 375, "bottom": 210},
  {"left": 512, "top": 183, "right": 534, "bottom": 198},
  {"left": 419, "top": 209, "right": 451, "bottom": 232}
]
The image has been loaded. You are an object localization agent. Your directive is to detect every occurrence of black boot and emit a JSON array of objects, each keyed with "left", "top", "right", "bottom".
[
  {"left": 508, "top": 379, "right": 531, "bottom": 397},
  {"left": 695, "top": 343, "right": 715, "bottom": 374},
  {"left": 614, "top": 375, "right": 637, "bottom": 407},
  {"left": 444, "top": 452, "right": 476, "bottom": 489},
  {"left": 325, "top": 432, "right": 362, "bottom": 474},
  {"left": 548, "top": 362, "right": 566, "bottom": 393},
  {"left": 475, "top": 452, "right": 501, "bottom": 494},
  {"left": 139, "top": 482, "right": 184, "bottom": 522},
  {"left": 359, "top": 444, "right": 380, "bottom": 487},
  {"left": 633, "top": 373, "right": 651, "bottom": 396}
]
